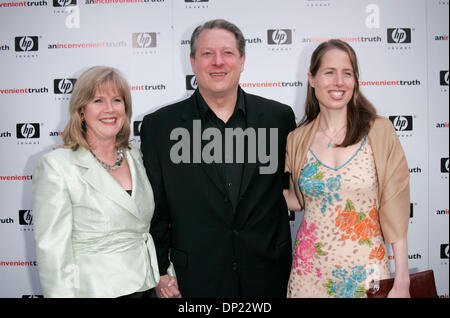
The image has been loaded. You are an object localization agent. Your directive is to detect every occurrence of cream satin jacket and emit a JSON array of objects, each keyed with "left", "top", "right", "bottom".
[{"left": 32, "top": 146, "right": 162, "bottom": 297}]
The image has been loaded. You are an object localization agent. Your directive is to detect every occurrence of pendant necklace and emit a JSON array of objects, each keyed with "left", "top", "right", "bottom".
[
  {"left": 321, "top": 125, "right": 346, "bottom": 148},
  {"left": 91, "top": 148, "right": 124, "bottom": 171}
]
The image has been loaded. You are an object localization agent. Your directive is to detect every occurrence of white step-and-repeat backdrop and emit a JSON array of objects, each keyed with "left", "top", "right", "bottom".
[{"left": 0, "top": 0, "right": 448, "bottom": 298}]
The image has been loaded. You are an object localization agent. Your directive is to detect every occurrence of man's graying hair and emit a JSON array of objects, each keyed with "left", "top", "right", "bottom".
[{"left": 190, "top": 19, "right": 246, "bottom": 58}]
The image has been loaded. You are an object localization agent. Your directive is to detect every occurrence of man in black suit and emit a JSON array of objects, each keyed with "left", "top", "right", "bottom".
[{"left": 140, "top": 19, "right": 296, "bottom": 298}]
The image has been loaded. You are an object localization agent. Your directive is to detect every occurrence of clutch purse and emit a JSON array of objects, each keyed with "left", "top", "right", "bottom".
[{"left": 366, "top": 269, "right": 438, "bottom": 298}]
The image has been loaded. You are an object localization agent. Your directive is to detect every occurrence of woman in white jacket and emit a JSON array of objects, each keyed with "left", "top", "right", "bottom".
[{"left": 32, "top": 66, "right": 176, "bottom": 298}]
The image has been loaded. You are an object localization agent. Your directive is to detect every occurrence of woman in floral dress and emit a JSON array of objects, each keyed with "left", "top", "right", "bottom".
[{"left": 283, "top": 39, "right": 411, "bottom": 298}]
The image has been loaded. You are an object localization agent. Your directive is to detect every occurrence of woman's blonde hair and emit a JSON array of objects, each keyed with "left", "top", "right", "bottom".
[{"left": 61, "top": 66, "right": 132, "bottom": 150}]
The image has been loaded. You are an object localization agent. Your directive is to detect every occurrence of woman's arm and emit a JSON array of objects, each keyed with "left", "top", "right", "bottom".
[
  {"left": 283, "top": 176, "right": 302, "bottom": 211},
  {"left": 33, "top": 154, "right": 77, "bottom": 297},
  {"left": 388, "top": 236, "right": 410, "bottom": 298}
]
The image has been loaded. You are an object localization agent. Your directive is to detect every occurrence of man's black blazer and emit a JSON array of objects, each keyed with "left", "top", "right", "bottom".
[{"left": 140, "top": 88, "right": 296, "bottom": 297}]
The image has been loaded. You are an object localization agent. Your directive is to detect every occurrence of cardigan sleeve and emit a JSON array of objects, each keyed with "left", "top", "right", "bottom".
[
  {"left": 284, "top": 129, "right": 306, "bottom": 209},
  {"left": 285, "top": 131, "right": 294, "bottom": 175},
  {"left": 370, "top": 118, "right": 410, "bottom": 244}
]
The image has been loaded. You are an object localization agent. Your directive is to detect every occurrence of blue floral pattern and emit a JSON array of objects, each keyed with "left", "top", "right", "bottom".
[
  {"left": 299, "top": 157, "right": 342, "bottom": 213},
  {"left": 323, "top": 266, "right": 372, "bottom": 298}
]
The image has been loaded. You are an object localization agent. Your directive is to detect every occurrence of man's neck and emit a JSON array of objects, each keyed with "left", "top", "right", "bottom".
[{"left": 199, "top": 88, "right": 238, "bottom": 123}]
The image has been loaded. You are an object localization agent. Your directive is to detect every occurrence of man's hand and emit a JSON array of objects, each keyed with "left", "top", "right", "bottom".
[{"left": 155, "top": 274, "right": 181, "bottom": 298}]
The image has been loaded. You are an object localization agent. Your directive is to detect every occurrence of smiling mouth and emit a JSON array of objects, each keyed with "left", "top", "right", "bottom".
[
  {"left": 210, "top": 72, "right": 227, "bottom": 77},
  {"left": 330, "top": 91, "right": 344, "bottom": 98},
  {"left": 100, "top": 118, "right": 117, "bottom": 123}
]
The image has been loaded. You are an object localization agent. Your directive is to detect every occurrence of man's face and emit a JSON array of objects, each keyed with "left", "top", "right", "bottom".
[{"left": 190, "top": 28, "right": 245, "bottom": 100}]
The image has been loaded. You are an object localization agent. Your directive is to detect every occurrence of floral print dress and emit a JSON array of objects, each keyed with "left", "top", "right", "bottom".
[{"left": 287, "top": 136, "right": 390, "bottom": 298}]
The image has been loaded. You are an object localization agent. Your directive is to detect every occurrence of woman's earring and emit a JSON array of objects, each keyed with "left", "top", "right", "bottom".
[{"left": 80, "top": 112, "right": 87, "bottom": 131}]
